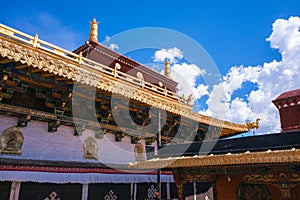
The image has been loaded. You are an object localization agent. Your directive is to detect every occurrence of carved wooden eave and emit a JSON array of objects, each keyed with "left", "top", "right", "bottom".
[
  {"left": 0, "top": 24, "right": 249, "bottom": 136},
  {"left": 128, "top": 148, "right": 300, "bottom": 170}
]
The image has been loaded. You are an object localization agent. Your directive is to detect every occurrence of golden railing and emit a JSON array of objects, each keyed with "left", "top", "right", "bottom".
[{"left": 0, "top": 23, "right": 178, "bottom": 101}]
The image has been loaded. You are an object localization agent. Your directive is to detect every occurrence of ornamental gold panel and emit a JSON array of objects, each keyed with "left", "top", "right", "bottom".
[
  {"left": 243, "top": 172, "right": 300, "bottom": 184},
  {"left": 182, "top": 174, "right": 216, "bottom": 182}
]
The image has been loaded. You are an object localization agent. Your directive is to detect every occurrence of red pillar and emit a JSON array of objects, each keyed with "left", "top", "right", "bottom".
[
  {"left": 176, "top": 183, "right": 184, "bottom": 200},
  {"left": 173, "top": 168, "right": 186, "bottom": 200}
]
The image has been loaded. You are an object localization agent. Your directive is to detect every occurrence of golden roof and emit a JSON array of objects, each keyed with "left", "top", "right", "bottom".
[
  {"left": 128, "top": 148, "right": 300, "bottom": 170},
  {"left": 0, "top": 23, "right": 252, "bottom": 137}
]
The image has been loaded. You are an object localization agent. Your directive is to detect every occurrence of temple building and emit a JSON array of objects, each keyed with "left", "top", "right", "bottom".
[{"left": 0, "top": 18, "right": 278, "bottom": 200}]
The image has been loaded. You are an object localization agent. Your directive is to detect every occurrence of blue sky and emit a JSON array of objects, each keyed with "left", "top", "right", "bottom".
[
  {"left": 2, "top": 0, "right": 298, "bottom": 66},
  {"left": 1, "top": 0, "right": 300, "bottom": 134}
]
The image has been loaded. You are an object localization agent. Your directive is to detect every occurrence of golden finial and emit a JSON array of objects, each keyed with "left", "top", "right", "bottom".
[
  {"left": 89, "top": 18, "right": 99, "bottom": 42},
  {"left": 164, "top": 58, "right": 170, "bottom": 77},
  {"left": 164, "top": 59, "right": 170, "bottom": 65}
]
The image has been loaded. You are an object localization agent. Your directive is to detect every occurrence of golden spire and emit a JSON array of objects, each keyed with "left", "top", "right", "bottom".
[
  {"left": 89, "top": 18, "right": 99, "bottom": 42},
  {"left": 164, "top": 59, "right": 171, "bottom": 77}
]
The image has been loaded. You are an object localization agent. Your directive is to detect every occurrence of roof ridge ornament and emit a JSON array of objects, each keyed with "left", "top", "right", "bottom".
[
  {"left": 164, "top": 58, "right": 170, "bottom": 78},
  {"left": 89, "top": 18, "right": 99, "bottom": 42}
]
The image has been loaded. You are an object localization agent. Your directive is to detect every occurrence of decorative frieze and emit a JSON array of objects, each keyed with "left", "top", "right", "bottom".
[
  {"left": 243, "top": 172, "right": 300, "bottom": 184},
  {"left": 129, "top": 149, "right": 300, "bottom": 170}
]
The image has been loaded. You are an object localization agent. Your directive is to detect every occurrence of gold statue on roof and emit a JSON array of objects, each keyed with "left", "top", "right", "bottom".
[{"left": 246, "top": 118, "right": 261, "bottom": 130}]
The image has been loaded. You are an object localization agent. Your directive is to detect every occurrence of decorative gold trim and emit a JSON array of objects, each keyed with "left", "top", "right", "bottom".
[
  {"left": 243, "top": 173, "right": 300, "bottom": 184},
  {"left": 182, "top": 174, "right": 216, "bottom": 182},
  {"left": 276, "top": 183, "right": 297, "bottom": 199},
  {"left": 128, "top": 149, "right": 300, "bottom": 170},
  {"left": 0, "top": 103, "right": 57, "bottom": 119}
]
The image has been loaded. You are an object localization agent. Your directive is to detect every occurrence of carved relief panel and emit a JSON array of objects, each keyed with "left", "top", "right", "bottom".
[
  {"left": 0, "top": 126, "right": 24, "bottom": 155},
  {"left": 83, "top": 136, "right": 98, "bottom": 160},
  {"left": 134, "top": 142, "right": 145, "bottom": 162}
]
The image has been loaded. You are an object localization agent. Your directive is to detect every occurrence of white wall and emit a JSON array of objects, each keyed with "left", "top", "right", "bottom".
[{"left": 0, "top": 115, "right": 156, "bottom": 166}]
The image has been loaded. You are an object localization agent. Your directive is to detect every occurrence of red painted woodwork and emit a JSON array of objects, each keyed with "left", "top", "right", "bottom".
[
  {"left": 273, "top": 89, "right": 300, "bottom": 132},
  {"left": 73, "top": 41, "right": 178, "bottom": 92}
]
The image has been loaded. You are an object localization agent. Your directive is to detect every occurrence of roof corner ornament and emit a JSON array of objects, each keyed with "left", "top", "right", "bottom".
[
  {"left": 78, "top": 51, "right": 83, "bottom": 64},
  {"left": 137, "top": 72, "right": 144, "bottom": 88},
  {"left": 89, "top": 18, "right": 99, "bottom": 42},
  {"left": 164, "top": 59, "right": 171, "bottom": 78},
  {"left": 179, "top": 94, "right": 185, "bottom": 103},
  {"left": 114, "top": 63, "right": 121, "bottom": 77},
  {"left": 246, "top": 118, "right": 261, "bottom": 130},
  {"left": 31, "top": 34, "right": 39, "bottom": 48},
  {"left": 178, "top": 94, "right": 194, "bottom": 105},
  {"left": 186, "top": 94, "right": 194, "bottom": 105}
]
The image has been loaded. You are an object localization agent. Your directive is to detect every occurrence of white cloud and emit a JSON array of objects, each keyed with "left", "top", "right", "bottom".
[
  {"left": 153, "top": 47, "right": 207, "bottom": 104},
  {"left": 105, "top": 35, "right": 111, "bottom": 42},
  {"left": 172, "top": 63, "right": 206, "bottom": 87},
  {"left": 104, "top": 35, "right": 119, "bottom": 51},
  {"left": 202, "top": 16, "right": 300, "bottom": 133},
  {"left": 226, "top": 97, "right": 253, "bottom": 123},
  {"left": 194, "top": 84, "right": 209, "bottom": 101},
  {"left": 108, "top": 43, "right": 119, "bottom": 51},
  {"left": 154, "top": 47, "right": 183, "bottom": 64},
  {"left": 201, "top": 65, "right": 262, "bottom": 120},
  {"left": 266, "top": 16, "right": 300, "bottom": 56},
  {"left": 171, "top": 62, "right": 207, "bottom": 102}
]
